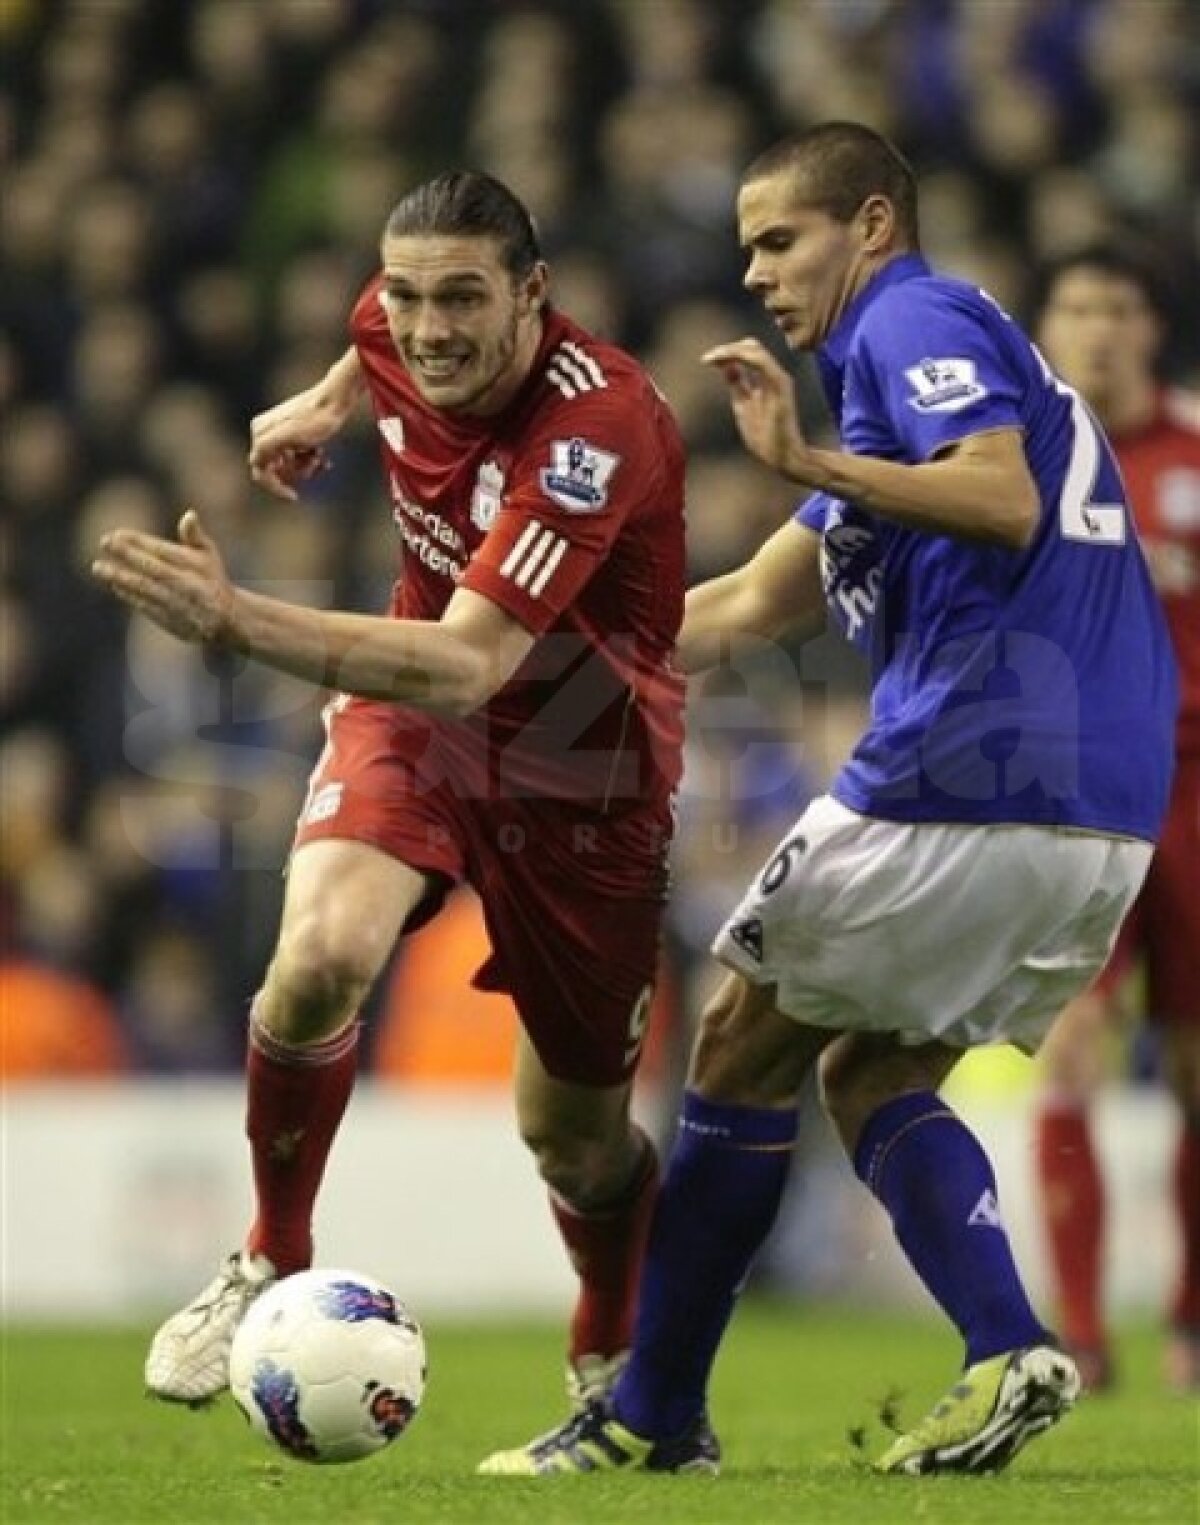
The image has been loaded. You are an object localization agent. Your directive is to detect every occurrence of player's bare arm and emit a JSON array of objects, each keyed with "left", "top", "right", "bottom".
[
  {"left": 704, "top": 338, "right": 1038, "bottom": 548},
  {"left": 92, "top": 509, "right": 534, "bottom": 715},
  {"left": 248, "top": 346, "right": 367, "bottom": 501},
  {"left": 678, "top": 520, "right": 826, "bottom": 674}
]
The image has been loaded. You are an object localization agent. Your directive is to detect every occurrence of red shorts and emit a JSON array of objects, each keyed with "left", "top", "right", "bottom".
[
  {"left": 294, "top": 697, "right": 674, "bottom": 1085},
  {"left": 1096, "top": 753, "right": 1200, "bottom": 1026}
]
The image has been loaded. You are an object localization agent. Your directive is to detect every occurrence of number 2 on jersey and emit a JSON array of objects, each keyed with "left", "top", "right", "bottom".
[{"left": 1037, "top": 348, "right": 1127, "bottom": 546}]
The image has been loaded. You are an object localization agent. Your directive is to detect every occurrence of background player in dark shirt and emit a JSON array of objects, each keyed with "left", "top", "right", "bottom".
[{"left": 1032, "top": 245, "right": 1200, "bottom": 1394}]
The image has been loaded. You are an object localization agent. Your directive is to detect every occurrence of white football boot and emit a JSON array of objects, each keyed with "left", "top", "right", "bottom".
[{"left": 144, "top": 1250, "right": 276, "bottom": 1405}]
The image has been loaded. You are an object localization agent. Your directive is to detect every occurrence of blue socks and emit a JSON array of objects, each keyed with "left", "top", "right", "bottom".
[
  {"left": 613, "top": 1090, "right": 797, "bottom": 1439},
  {"left": 854, "top": 1090, "right": 1047, "bottom": 1366},
  {"left": 612, "top": 1086, "right": 1046, "bottom": 1440}
]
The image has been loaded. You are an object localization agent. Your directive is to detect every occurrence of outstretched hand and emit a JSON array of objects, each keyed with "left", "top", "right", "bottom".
[
  {"left": 702, "top": 339, "right": 810, "bottom": 480},
  {"left": 91, "top": 509, "right": 236, "bottom": 645}
]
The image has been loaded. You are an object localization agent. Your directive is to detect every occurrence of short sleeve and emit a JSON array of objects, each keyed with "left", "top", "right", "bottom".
[
  {"left": 464, "top": 388, "right": 665, "bottom": 634},
  {"left": 855, "top": 286, "right": 1024, "bottom": 462},
  {"left": 793, "top": 492, "right": 835, "bottom": 532}
]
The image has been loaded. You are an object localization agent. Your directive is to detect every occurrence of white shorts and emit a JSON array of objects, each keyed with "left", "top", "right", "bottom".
[{"left": 712, "top": 795, "right": 1153, "bottom": 1053}]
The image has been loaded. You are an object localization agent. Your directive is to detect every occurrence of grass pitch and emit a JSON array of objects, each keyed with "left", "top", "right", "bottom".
[{"left": 2, "top": 1302, "right": 1194, "bottom": 1524}]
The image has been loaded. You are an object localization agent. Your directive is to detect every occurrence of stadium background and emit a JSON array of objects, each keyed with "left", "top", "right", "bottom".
[{"left": 3, "top": 0, "right": 1197, "bottom": 1319}]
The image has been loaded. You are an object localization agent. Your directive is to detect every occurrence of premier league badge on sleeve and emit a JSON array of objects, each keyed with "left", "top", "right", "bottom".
[
  {"left": 540, "top": 437, "right": 621, "bottom": 512},
  {"left": 905, "top": 357, "right": 988, "bottom": 413}
]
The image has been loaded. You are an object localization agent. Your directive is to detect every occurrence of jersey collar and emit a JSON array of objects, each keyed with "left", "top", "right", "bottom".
[{"left": 818, "top": 253, "right": 931, "bottom": 416}]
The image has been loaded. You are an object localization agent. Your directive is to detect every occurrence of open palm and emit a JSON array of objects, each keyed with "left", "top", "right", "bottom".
[{"left": 91, "top": 510, "right": 235, "bottom": 645}]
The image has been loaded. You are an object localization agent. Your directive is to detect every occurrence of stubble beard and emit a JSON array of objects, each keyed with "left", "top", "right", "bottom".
[{"left": 438, "top": 309, "right": 522, "bottom": 416}]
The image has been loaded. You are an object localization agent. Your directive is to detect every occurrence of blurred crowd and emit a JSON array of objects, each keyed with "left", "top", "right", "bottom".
[{"left": 3, "top": 0, "right": 1199, "bottom": 1078}]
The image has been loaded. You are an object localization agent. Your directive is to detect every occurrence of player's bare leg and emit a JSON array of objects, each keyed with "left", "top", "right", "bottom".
[
  {"left": 513, "top": 1033, "right": 655, "bottom": 1407},
  {"left": 1033, "top": 988, "right": 1116, "bottom": 1390},
  {"left": 1162, "top": 1024, "right": 1200, "bottom": 1392},
  {"left": 145, "top": 842, "right": 427, "bottom": 1405}
]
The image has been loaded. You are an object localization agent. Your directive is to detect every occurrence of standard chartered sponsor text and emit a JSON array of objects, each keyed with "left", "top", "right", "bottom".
[{"left": 393, "top": 491, "right": 467, "bottom": 582}]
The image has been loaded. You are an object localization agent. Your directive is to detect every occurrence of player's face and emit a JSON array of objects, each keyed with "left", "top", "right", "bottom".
[
  {"left": 379, "top": 233, "right": 547, "bottom": 414},
  {"left": 736, "top": 174, "right": 874, "bottom": 350},
  {"left": 1037, "top": 269, "right": 1160, "bottom": 407}
]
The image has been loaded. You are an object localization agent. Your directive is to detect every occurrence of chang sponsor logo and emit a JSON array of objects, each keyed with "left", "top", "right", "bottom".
[{"left": 819, "top": 501, "right": 884, "bottom": 645}]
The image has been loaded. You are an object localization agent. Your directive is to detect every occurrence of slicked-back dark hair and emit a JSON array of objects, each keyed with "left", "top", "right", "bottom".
[
  {"left": 743, "top": 122, "right": 920, "bottom": 249},
  {"left": 1029, "top": 242, "right": 1167, "bottom": 324},
  {"left": 384, "top": 171, "right": 542, "bottom": 279}
]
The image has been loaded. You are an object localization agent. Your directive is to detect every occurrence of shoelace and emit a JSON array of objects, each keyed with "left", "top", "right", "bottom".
[
  {"left": 531, "top": 1401, "right": 614, "bottom": 1462},
  {"left": 190, "top": 1263, "right": 246, "bottom": 1315}
]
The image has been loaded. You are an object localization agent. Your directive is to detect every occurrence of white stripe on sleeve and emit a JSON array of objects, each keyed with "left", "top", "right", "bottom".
[
  {"left": 499, "top": 519, "right": 543, "bottom": 577},
  {"left": 528, "top": 536, "right": 569, "bottom": 597}
]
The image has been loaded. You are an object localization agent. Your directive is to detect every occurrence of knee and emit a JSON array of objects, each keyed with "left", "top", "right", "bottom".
[
  {"left": 517, "top": 1113, "right": 632, "bottom": 1208},
  {"left": 518, "top": 1098, "right": 646, "bottom": 1201},
  {"left": 258, "top": 924, "right": 379, "bottom": 1044}
]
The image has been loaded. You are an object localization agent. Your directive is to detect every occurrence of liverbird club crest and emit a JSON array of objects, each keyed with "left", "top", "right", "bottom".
[{"left": 470, "top": 459, "right": 506, "bottom": 532}]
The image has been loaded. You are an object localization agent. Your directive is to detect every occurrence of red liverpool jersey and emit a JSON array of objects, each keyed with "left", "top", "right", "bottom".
[
  {"left": 1115, "top": 390, "right": 1200, "bottom": 756},
  {"left": 349, "top": 278, "right": 686, "bottom": 809}
]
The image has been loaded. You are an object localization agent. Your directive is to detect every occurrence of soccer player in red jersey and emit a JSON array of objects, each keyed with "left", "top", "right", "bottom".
[
  {"left": 93, "top": 173, "right": 687, "bottom": 1428},
  {"left": 1032, "top": 245, "right": 1200, "bottom": 1392}
]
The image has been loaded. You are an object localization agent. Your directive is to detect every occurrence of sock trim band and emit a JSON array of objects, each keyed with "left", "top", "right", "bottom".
[
  {"left": 249, "top": 1015, "right": 360, "bottom": 1068},
  {"left": 859, "top": 1106, "right": 956, "bottom": 1194},
  {"left": 679, "top": 1090, "right": 798, "bottom": 1150}
]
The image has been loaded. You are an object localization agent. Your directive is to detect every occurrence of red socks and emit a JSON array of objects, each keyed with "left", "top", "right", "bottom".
[
  {"left": 244, "top": 1016, "right": 360, "bottom": 1276},
  {"left": 550, "top": 1135, "right": 659, "bottom": 1362},
  {"left": 1172, "top": 1118, "right": 1200, "bottom": 1330},
  {"left": 1035, "top": 1102, "right": 1106, "bottom": 1352}
]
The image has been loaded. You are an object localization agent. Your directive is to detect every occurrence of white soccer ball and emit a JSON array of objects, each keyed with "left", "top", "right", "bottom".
[{"left": 229, "top": 1268, "right": 426, "bottom": 1464}]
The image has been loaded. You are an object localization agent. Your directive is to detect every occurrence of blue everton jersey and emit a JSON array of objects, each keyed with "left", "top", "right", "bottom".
[{"left": 795, "top": 255, "right": 1176, "bottom": 840}]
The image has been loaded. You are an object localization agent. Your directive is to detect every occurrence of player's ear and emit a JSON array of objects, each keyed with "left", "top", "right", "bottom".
[
  {"left": 857, "top": 194, "right": 895, "bottom": 254},
  {"left": 520, "top": 260, "right": 550, "bottom": 314}
]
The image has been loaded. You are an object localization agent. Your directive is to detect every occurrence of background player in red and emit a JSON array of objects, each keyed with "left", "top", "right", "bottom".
[
  {"left": 1032, "top": 245, "right": 1200, "bottom": 1392},
  {"left": 92, "top": 172, "right": 687, "bottom": 1435}
]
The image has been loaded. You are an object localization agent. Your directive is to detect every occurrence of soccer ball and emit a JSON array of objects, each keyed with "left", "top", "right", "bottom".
[{"left": 229, "top": 1268, "right": 426, "bottom": 1464}]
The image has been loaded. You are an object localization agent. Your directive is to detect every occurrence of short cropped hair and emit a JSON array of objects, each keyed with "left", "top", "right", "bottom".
[
  {"left": 1028, "top": 242, "right": 1167, "bottom": 323},
  {"left": 743, "top": 122, "right": 920, "bottom": 249},
  {"left": 384, "top": 171, "right": 542, "bottom": 279}
]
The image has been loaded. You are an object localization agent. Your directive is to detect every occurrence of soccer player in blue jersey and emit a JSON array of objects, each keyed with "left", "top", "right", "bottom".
[{"left": 480, "top": 122, "right": 1178, "bottom": 1479}]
